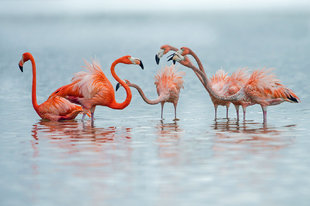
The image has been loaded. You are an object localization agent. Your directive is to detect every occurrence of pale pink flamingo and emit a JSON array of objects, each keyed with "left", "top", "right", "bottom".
[
  {"left": 156, "top": 45, "right": 207, "bottom": 87},
  {"left": 18, "top": 52, "right": 85, "bottom": 121},
  {"left": 167, "top": 47, "right": 246, "bottom": 120},
  {"left": 116, "top": 65, "right": 185, "bottom": 120},
  {"left": 171, "top": 51, "right": 300, "bottom": 124},
  {"left": 51, "top": 56, "right": 144, "bottom": 125}
]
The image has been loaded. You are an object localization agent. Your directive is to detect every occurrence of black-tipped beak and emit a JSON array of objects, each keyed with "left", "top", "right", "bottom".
[
  {"left": 155, "top": 54, "right": 160, "bottom": 64},
  {"left": 167, "top": 53, "right": 176, "bottom": 64},
  {"left": 139, "top": 60, "right": 144, "bottom": 70},
  {"left": 19, "top": 64, "right": 23, "bottom": 72},
  {"left": 116, "top": 83, "right": 121, "bottom": 91}
]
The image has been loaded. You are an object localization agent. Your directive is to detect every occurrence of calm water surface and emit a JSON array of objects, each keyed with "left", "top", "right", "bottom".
[{"left": 0, "top": 11, "right": 310, "bottom": 206}]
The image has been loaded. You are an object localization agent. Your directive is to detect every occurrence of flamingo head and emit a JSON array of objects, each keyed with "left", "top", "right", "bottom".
[
  {"left": 178, "top": 47, "right": 190, "bottom": 56},
  {"left": 122, "top": 56, "right": 144, "bottom": 69},
  {"left": 18, "top": 52, "right": 32, "bottom": 72},
  {"left": 168, "top": 51, "right": 193, "bottom": 68},
  {"left": 115, "top": 80, "right": 131, "bottom": 92},
  {"left": 155, "top": 45, "right": 176, "bottom": 64}
]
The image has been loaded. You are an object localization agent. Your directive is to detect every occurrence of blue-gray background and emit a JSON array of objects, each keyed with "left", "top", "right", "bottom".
[{"left": 0, "top": 1, "right": 310, "bottom": 206}]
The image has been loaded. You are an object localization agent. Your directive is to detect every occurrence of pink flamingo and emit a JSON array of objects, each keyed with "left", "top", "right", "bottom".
[
  {"left": 156, "top": 45, "right": 207, "bottom": 86},
  {"left": 18, "top": 52, "right": 85, "bottom": 121},
  {"left": 116, "top": 65, "right": 185, "bottom": 120},
  {"left": 171, "top": 51, "right": 300, "bottom": 124},
  {"left": 167, "top": 47, "right": 250, "bottom": 120},
  {"left": 51, "top": 56, "right": 144, "bottom": 125},
  {"left": 157, "top": 45, "right": 235, "bottom": 120}
]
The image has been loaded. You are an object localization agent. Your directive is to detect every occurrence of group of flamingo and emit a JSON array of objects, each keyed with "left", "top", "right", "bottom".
[{"left": 18, "top": 45, "right": 299, "bottom": 125}]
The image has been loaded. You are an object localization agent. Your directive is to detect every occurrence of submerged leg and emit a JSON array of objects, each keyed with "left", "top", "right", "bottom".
[
  {"left": 242, "top": 106, "right": 246, "bottom": 122},
  {"left": 226, "top": 104, "right": 230, "bottom": 120},
  {"left": 173, "top": 102, "right": 179, "bottom": 121},
  {"left": 161, "top": 102, "right": 165, "bottom": 120},
  {"left": 81, "top": 113, "right": 86, "bottom": 121},
  {"left": 214, "top": 104, "right": 218, "bottom": 120},
  {"left": 234, "top": 105, "right": 240, "bottom": 121},
  {"left": 90, "top": 107, "right": 96, "bottom": 127},
  {"left": 261, "top": 105, "right": 267, "bottom": 124}
]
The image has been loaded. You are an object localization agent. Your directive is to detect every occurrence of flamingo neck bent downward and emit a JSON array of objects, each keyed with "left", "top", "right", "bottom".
[
  {"left": 129, "top": 83, "right": 167, "bottom": 105},
  {"left": 109, "top": 59, "right": 132, "bottom": 110},
  {"left": 187, "top": 62, "right": 240, "bottom": 102},
  {"left": 188, "top": 49, "right": 207, "bottom": 77}
]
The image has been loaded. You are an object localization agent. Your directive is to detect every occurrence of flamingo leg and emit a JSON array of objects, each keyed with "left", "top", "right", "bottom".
[
  {"left": 234, "top": 105, "right": 240, "bottom": 121},
  {"left": 90, "top": 107, "right": 96, "bottom": 127},
  {"left": 261, "top": 105, "right": 267, "bottom": 124},
  {"left": 214, "top": 104, "right": 218, "bottom": 120},
  {"left": 81, "top": 113, "right": 86, "bottom": 121},
  {"left": 242, "top": 106, "right": 246, "bottom": 122},
  {"left": 226, "top": 104, "right": 229, "bottom": 120},
  {"left": 161, "top": 102, "right": 165, "bottom": 120},
  {"left": 173, "top": 102, "right": 179, "bottom": 121}
]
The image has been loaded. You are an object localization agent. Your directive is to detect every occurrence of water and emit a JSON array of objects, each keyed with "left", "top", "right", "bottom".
[{"left": 1, "top": 10, "right": 310, "bottom": 206}]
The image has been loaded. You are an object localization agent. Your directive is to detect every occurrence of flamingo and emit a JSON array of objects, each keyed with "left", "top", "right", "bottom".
[
  {"left": 51, "top": 56, "right": 144, "bottom": 125},
  {"left": 171, "top": 51, "right": 300, "bottom": 124},
  {"left": 156, "top": 45, "right": 207, "bottom": 87},
  {"left": 168, "top": 47, "right": 251, "bottom": 121},
  {"left": 18, "top": 52, "right": 85, "bottom": 121},
  {"left": 158, "top": 45, "right": 237, "bottom": 120},
  {"left": 116, "top": 65, "right": 184, "bottom": 120}
]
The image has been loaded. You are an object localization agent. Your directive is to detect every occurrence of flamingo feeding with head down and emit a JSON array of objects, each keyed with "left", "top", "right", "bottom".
[
  {"left": 169, "top": 47, "right": 251, "bottom": 121},
  {"left": 51, "top": 56, "right": 144, "bottom": 125},
  {"left": 18, "top": 52, "right": 85, "bottom": 121},
  {"left": 171, "top": 50, "right": 300, "bottom": 124},
  {"left": 116, "top": 65, "right": 184, "bottom": 120}
]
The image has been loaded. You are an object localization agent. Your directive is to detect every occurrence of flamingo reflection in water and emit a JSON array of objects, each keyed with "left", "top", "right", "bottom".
[
  {"left": 211, "top": 121, "right": 295, "bottom": 155},
  {"left": 155, "top": 121, "right": 183, "bottom": 163},
  {"left": 31, "top": 121, "right": 132, "bottom": 150}
]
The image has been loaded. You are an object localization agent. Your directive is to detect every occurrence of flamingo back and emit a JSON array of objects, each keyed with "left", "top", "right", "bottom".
[
  {"left": 245, "top": 69, "right": 299, "bottom": 103},
  {"left": 154, "top": 65, "right": 185, "bottom": 95},
  {"left": 39, "top": 96, "right": 82, "bottom": 116},
  {"left": 228, "top": 68, "right": 250, "bottom": 95},
  {"left": 72, "top": 60, "right": 113, "bottom": 99},
  {"left": 210, "top": 69, "right": 230, "bottom": 96}
]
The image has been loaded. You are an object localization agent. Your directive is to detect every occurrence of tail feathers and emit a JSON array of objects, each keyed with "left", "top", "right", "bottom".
[{"left": 285, "top": 89, "right": 300, "bottom": 103}]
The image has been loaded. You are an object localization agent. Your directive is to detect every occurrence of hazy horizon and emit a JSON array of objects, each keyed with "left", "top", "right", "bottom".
[{"left": 1, "top": 0, "right": 310, "bottom": 16}]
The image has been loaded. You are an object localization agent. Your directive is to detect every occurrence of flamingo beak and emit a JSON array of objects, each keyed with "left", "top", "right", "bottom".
[
  {"left": 167, "top": 53, "right": 176, "bottom": 65},
  {"left": 139, "top": 60, "right": 144, "bottom": 70},
  {"left": 116, "top": 83, "right": 121, "bottom": 91},
  {"left": 19, "top": 63, "right": 23, "bottom": 72},
  {"left": 155, "top": 54, "right": 160, "bottom": 64}
]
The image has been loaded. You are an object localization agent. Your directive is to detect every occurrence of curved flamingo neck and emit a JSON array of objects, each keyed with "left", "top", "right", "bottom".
[
  {"left": 109, "top": 59, "right": 132, "bottom": 109},
  {"left": 188, "top": 48, "right": 206, "bottom": 76},
  {"left": 187, "top": 63, "right": 239, "bottom": 102},
  {"left": 168, "top": 45, "right": 178, "bottom": 52},
  {"left": 128, "top": 83, "right": 165, "bottom": 105},
  {"left": 28, "top": 55, "right": 40, "bottom": 113}
]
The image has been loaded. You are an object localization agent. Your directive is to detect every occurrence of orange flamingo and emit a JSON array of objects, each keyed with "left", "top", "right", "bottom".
[
  {"left": 117, "top": 65, "right": 184, "bottom": 120},
  {"left": 18, "top": 52, "right": 85, "bottom": 121},
  {"left": 171, "top": 51, "right": 300, "bottom": 124},
  {"left": 51, "top": 56, "right": 144, "bottom": 125}
]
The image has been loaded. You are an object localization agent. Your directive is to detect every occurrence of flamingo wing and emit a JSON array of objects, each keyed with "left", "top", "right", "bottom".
[
  {"left": 245, "top": 69, "right": 299, "bottom": 104},
  {"left": 155, "top": 65, "right": 185, "bottom": 96}
]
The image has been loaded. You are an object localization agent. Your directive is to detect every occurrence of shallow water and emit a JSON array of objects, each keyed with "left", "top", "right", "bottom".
[{"left": 1, "top": 10, "right": 310, "bottom": 206}]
